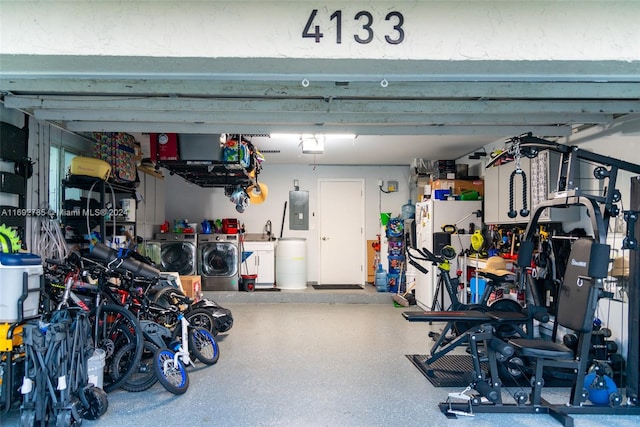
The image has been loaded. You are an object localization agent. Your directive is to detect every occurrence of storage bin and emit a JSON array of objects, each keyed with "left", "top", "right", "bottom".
[
  {"left": 388, "top": 255, "right": 404, "bottom": 274},
  {"left": 70, "top": 156, "right": 111, "bottom": 180},
  {"left": 470, "top": 277, "right": 487, "bottom": 304},
  {"left": 179, "top": 134, "right": 223, "bottom": 161},
  {"left": 387, "top": 273, "right": 400, "bottom": 294},
  {"left": 0, "top": 253, "right": 42, "bottom": 322},
  {"left": 433, "top": 189, "right": 450, "bottom": 200}
]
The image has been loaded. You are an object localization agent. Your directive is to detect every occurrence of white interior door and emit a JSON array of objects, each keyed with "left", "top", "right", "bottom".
[{"left": 318, "top": 180, "right": 365, "bottom": 285}]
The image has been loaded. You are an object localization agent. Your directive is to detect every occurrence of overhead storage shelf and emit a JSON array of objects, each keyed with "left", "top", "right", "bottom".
[{"left": 157, "top": 160, "right": 251, "bottom": 188}]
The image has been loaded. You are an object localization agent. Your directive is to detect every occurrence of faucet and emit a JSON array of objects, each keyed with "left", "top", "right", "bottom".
[{"left": 265, "top": 220, "right": 272, "bottom": 240}]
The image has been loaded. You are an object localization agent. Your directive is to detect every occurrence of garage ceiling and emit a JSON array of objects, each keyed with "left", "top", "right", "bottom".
[{"left": 2, "top": 56, "right": 640, "bottom": 166}]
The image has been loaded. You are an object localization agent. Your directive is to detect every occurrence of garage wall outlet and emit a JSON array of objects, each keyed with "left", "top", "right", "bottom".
[
  {"left": 387, "top": 181, "right": 398, "bottom": 192},
  {"left": 378, "top": 179, "right": 383, "bottom": 187}
]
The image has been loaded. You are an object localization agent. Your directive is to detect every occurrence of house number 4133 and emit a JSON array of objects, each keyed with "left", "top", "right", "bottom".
[{"left": 302, "top": 9, "right": 405, "bottom": 45}]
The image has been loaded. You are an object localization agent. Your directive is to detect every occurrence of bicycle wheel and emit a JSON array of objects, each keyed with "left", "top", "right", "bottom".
[
  {"left": 189, "top": 327, "right": 219, "bottom": 365},
  {"left": 111, "top": 340, "right": 159, "bottom": 392},
  {"left": 153, "top": 348, "right": 189, "bottom": 395},
  {"left": 170, "top": 309, "right": 216, "bottom": 342},
  {"left": 185, "top": 308, "right": 216, "bottom": 336},
  {"left": 89, "top": 303, "right": 143, "bottom": 393}
]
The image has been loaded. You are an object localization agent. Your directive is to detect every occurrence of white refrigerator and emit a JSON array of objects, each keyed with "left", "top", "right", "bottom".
[{"left": 413, "top": 199, "right": 483, "bottom": 310}]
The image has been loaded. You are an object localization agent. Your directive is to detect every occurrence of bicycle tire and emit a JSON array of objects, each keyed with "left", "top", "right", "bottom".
[
  {"left": 153, "top": 348, "right": 189, "bottom": 395},
  {"left": 111, "top": 340, "right": 159, "bottom": 392},
  {"left": 88, "top": 303, "right": 143, "bottom": 393},
  {"left": 188, "top": 327, "right": 220, "bottom": 365},
  {"left": 185, "top": 309, "right": 216, "bottom": 336}
]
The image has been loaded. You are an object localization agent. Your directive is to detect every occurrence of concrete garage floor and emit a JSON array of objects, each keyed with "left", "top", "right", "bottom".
[{"left": 3, "top": 286, "right": 640, "bottom": 426}]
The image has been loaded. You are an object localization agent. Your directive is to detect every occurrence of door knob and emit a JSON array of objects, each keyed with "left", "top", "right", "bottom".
[{"left": 322, "top": 236, "right": 330, "bottom": 241}]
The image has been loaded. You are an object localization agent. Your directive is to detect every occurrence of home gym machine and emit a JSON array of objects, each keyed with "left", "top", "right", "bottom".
[
  {"left": 437, "top": 134, "right": 640, "bottom": 425},
  {"left": 405, "top": 245, "right": 537, "bottom": 366}
]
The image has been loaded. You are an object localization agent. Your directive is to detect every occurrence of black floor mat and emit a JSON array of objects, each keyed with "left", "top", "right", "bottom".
[
  {"left": 406, "top": 354, "right": 572, "bottom": 388},
  {"left": 312, "top": 284, "right": 363, "bottom": 290}
]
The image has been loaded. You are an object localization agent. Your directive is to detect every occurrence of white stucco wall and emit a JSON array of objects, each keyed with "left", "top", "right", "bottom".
[{"left": 1, "top": 1, "right": 639, "bottom": 61}]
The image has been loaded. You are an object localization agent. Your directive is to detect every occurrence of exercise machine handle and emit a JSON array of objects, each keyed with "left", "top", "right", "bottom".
[
  {"left": 489, "top": 337, "right": 514, "bottom": 358},
  {"left": 533, "top": 310, "right": 550, "bottom": 324}
]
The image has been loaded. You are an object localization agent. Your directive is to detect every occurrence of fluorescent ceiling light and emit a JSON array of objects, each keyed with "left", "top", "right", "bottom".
[{"left": 301, "top": 138, "right": 325, "bottom": 154}]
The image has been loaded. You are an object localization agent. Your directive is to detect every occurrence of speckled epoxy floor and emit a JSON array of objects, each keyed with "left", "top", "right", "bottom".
[{"left": 2, "top": 302, "right": 640, "bottom": 426}]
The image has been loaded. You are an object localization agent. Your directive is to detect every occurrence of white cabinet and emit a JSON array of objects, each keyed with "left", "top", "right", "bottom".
[
  {"left": 484, "top": 157, "right": 531, "bottom": 224},
  {"left": 242, "top": 241, "right": 275, "bottom": 286},
  {"left": 136, "top": 169, "right": 166, "bottom": 238}
]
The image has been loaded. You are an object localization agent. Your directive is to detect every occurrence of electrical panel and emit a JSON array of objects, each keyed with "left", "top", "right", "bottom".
[{"left": 289, "top": 190, "right": 309, "bottom": 230}]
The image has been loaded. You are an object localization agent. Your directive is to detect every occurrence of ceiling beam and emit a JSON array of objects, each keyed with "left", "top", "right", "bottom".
[
  {"left": 2, "top": 56, "right": 639, "bottom": 83},
  {"left": 63, "top": 121, "right": 573, "bottom": 136},
  {"left": 31, "top": 109, "right": 614, "bottom": 126},
  {"left": 3, "top": 79, "right": 639, "bottom": 99},
  {"left": 6, "top": 95, "right": 639, "bottom": 115}
]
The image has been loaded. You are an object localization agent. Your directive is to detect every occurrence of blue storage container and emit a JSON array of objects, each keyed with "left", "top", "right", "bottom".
[
  {"left": 434, "top": 189, "right": 450, "bottom": 200},
  {"left": 470, "top": 277, "right": 487, "bottom": 304},
  {"left": 387, "top": 273, "right": 400, "bottom": 294}
]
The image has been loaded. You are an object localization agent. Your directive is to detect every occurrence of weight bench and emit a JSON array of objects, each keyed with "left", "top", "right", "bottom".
[{"left": 403, "top": 309, "right": 534, "bottom": 365}]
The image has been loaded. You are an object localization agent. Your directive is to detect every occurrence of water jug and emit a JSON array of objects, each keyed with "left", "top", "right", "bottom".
[
  {"left": 401, "top": 200, "right": 415, "bottom": 220},
  {"left": 375, "top": 264, "right": 388, "bottom": 292}
]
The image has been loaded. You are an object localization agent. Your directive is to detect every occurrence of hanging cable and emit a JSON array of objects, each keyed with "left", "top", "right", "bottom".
[{"left": 507, "top": 138, "right": 529, "bottom": 218}]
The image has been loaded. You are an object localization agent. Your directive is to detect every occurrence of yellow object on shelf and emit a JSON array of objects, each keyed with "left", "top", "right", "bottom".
[{"left": 70, "top": 156, "right": 111, "bottom": 180}]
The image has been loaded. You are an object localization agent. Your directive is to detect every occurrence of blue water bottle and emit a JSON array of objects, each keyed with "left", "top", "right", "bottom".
[{"left": 375, "top": 264, "right": 388, "bottom": 292}]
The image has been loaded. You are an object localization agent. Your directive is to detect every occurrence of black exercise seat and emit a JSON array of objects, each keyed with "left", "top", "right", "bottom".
[
  {"left": 503, "top": 238, "right": 605, "bottom": 407},
  {"left": 403, "top": 309, "right": 530, "bottom": 365},
  {"left": 403, "top": 309, "right": 528, "bottom": 323},
  {"left": 402, "top": 311, "right": 491, "bottom": 323}
]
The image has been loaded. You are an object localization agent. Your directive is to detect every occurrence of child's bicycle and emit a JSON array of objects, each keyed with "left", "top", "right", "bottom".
[{"left": 153, "top": 311, "right": 219, "bottom": 395}]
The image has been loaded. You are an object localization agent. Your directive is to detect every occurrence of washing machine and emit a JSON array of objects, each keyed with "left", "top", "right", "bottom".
[
  {"left": 143, "top": 233, "right": 198, "bottom": 276},
  {"left": 198, "top": 233, "right": 240, "bottom": 291}
]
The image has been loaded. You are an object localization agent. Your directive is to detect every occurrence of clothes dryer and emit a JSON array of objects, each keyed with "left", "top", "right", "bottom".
[
  {"left": 143, "top": 233, "right": 198, "bottom": 276},
  {"left": 198, "top": 233, "right": 240, "bottom": 291}
]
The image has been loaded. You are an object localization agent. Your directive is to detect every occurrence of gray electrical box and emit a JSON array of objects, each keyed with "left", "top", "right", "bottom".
[{"left": 289, "top": 190, "right": 309, "bottom": 230}]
